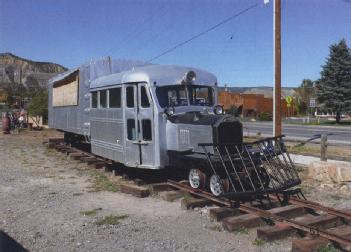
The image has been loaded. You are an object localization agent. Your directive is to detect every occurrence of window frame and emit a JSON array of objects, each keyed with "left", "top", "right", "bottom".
[
  {"left": 99, "top": 89, "right": 107, "bottom": 109},
  {"left": 140, "top": 85, "right": 151, "bottom": 108},
  {"left": 126, "top": 86, "right": 135, "bottom": 108},
  {"left": 127, "top": 119, "right": 136, "bottom": 141},
  {"left": 109, "top": 87, "right": 122, "bottom": 108},
  {"left": 141, "top": 119, "right": 152, "bottom": 141},
  {"left": 91, "top": 91, "right": 98, "bottom": 108}
]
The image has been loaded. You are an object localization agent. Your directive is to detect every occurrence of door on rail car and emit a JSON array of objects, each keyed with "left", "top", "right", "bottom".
[{"left": 124, "top": 83, "right": 155, "bottom": 168}]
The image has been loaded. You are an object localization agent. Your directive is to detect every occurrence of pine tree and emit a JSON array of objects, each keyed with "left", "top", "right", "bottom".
[{"left": 316, "top": 39, "right": 351, "bottom": 123}]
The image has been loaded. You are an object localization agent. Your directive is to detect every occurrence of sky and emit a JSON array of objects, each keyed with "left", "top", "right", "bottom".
[{"left": 0, "top": 0, "right": 350, "bottom": 87}]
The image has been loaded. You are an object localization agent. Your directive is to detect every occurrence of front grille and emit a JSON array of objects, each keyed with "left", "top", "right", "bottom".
[{"left": 213, "top": 120, "right": 243, "bottom": 145}]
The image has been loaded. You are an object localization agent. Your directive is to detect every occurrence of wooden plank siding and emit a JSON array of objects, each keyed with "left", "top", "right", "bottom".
[{"left": 52, "top": 72, "right": 79, "bottom": 107}]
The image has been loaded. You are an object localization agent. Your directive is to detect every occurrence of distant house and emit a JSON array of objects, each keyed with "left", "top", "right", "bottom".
[{"left": 218, "top": 91, "right": 295, "bottom": 117}]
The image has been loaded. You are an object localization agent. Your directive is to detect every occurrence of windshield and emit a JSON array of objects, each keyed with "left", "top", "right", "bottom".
[{"left": 156, "top": 85, "right": 214, "bottom": 108}]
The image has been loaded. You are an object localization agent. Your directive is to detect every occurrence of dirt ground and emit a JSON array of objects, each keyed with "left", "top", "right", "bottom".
[{"left": 1, "top": 129, "right": 350, "bottom": 252}]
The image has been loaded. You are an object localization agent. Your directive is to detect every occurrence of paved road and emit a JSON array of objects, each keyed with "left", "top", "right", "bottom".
[
  {"left": 243, "top": 121, "right": 351, "bottom": 145},
  {"left": 1, "top": 120, "right": 350, "bottom": 144}
]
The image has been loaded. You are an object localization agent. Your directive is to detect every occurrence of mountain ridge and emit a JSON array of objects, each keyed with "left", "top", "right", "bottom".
[{"left": 0, "top": 52, "right": 67, "bottom": 89}]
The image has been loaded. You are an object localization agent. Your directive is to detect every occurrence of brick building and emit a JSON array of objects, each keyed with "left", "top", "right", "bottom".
[{"left": 218, "top": 91, "right": 294, "bottom": 117}]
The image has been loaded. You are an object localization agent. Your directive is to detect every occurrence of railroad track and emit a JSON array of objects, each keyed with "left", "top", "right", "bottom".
[
  {"left": 47, "top": 138, "right": 351, "bottom": 252},
  {"left": 167, "top": 180, "right": 351, "bottom": 251}
]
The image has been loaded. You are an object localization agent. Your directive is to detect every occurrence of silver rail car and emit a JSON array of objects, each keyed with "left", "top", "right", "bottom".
[{"left": 48, "top": 59, "right": 300, "bottom": 197}]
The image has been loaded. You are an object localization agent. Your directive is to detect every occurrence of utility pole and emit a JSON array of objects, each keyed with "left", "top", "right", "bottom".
[{"left": 273, "top": 0, "right": 282, "bottom": 136}]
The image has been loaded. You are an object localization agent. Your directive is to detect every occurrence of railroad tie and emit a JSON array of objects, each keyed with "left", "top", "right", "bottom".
[
  {"left": 159, "top": 190, "right": 187, "bottom": 202},
  {"left": 69, "top": 153, "right": 88, "bottom": 160},
  {"left": 257, "top": 213, "right": 342, "bottom": 242},
  {"left": 291, "top": 225, "right": 351, "bottom": 251},
  {"left": 149, "top": 183, "right": 174, "bottom": 193},
  {"left": 222, "top": 205, "right": 305, "bottom": 232},
  {"left": 120, "top": 183, "right": 150, "bottom": 198},
  {"left": 94, "top": 162, "right": 108, "bottom": 169},
  {"left": 181, "top": 197, "right": 212, "bottom": 210},
  {"left": 80, "top": 156, "right": 97, "bottom": 164},
  {"left": 208, "top": 207, "right": 241, "bottom": 222}
]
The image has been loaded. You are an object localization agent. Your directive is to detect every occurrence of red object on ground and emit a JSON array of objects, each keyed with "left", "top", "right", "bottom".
[{"left": 2, "top": 113, "right": 10, "bottom": 134}]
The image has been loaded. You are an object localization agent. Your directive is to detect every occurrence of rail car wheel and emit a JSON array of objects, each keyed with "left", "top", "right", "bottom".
[
  {"left": 209, "top": 174, "right": 225, "bottom": 196},
  {"left": 188, "top": 169, "right": 206, "bottom": 189},
  {"left": 222, "top": 178, "right": 230, "bottom": 193}
]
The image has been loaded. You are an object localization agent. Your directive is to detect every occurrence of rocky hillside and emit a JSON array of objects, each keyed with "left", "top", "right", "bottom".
[
  {"left": 0, "top": 53, "right": 67, "bottom": 90},
  {"left": 218, "top": 86, "right": 295, "bottom": 98}
]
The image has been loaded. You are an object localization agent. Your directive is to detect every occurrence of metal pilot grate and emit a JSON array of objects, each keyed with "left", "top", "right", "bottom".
[{"left": 199, "top": 135, "right": 301, "bottom": 197}]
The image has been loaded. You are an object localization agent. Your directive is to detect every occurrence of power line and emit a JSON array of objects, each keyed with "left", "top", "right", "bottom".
[
  {"left": 106, "top": 4, "right": 169, "bottom": 56},
  {"left": 146, "top": 1, "right": 261, "bottom": 63}
]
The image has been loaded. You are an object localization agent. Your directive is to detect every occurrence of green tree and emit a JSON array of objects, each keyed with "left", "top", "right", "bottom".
[
  {"left": 226, "top": 105, "right": 238, "bottom": 116},
  {"left": 316, "top": 39, "right": 351, "bottom": 123},
  {"left": 27, "top": 89, "right": 48, "bottom": 126},
  {"left": 294, "top": 79, "right": 315, "bottom": 115}
]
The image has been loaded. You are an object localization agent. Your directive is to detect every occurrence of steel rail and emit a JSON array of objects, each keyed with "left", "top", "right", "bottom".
[
  {"left": 167, "top": 180, "right": 351, "bottom": 248},
  {"left": 272, "top": 195, "right": 351, "bottom": 221},
  {"left": 54, "top": 142, "right": 110, "bottom": 163}
]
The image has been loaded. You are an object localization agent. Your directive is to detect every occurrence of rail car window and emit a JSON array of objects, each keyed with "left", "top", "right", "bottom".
[
  {"left": 109, "top": 88, "right": 121, "bottom": 108},
  {"left": 99, "top": 90, "right": 107, "bottom": 108},
  {"left": 127, "top": 119, "right": 136, "bottom": 140},
  {"left": 140, "top": 86, "right": 150, "bottom": 108},
  {"left": 156, "top": 85, "right": 214, "bottom": 108},
  {"left": 91, "top": 91, "right": 98, "bottom": 108},
  {"left": 188, "top": 86, "right": 214, "bottom": 106},
  {"left": 126, "top": 86, "right": 134, "bottom": 108},
  {"left": 156, "top": 86, "right": 187, "bottom": 108},
  {"left": 142, "top": 119, "right": 152, "bottom": 141}
]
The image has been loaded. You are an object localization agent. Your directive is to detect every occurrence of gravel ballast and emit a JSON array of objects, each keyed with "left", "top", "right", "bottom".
[{"left": 1, "top": 130, "right": 350, "bottom": 251}]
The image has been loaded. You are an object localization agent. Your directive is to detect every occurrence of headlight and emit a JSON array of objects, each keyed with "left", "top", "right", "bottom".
[
  {"left": 164, "top": 107, "right": 175, "bottom": 116},
  {"left": 214, "top": 105, "right": 224, "bottom": 115}
]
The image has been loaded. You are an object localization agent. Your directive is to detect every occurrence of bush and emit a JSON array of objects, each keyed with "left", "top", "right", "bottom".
[
  {"left": 226, "top": 105, "right": 238, "bottom": 116},
  {"left": 258, "top": 112, "right": 272, "bottom": 121},
  {"left": 27, "top": 89, "right": 48, "bottom": 124}
]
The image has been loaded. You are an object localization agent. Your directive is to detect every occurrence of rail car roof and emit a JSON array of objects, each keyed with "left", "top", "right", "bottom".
[
  {"left": 90, "top": 65, "right": 217, "bottom": 89},
  {"left": 48, "top": 58, "right": 150, "bottom": 85},
  {"left": 49, "top": 68, "right": 79, "bottom": 84}
]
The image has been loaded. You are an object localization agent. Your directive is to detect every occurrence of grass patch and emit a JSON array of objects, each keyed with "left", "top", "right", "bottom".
[
  {"left": 80, "top": 208, "right": 102, "bottom": 217},
  {"left": 319, "top": 120, "right": 351, "bottom": 126},
  {"left": 182, "top": 194, "right": 193, "bottom": 201},
  {"left": 48, "top": 192, "right": 57, "bottom": 195},
  {"left": 88, "top": 172, "right": 119, "bottom": 192},
  {"left": 318, "top": 244, "right": 338, "bottom": 252},
  {"left": 73, "top": 192, "right": 84, "bottom": 196},
  {"left": 208, "top": 224, "right": 222, "bottom": 232},
  {"left": 288, "top": 144, "right": 319, "bottom": 155},
  {"left": 287, "top": 142, "right": 349, "bottom": 160},
  {"left": 237, "top": 227, "right": 249, "bottom": 235},
  {"left": 95, "top": 214, "right": 129, "bottom": 226},
  {"left": 252, "top": 238, "right": 265, "bottom": 246}
]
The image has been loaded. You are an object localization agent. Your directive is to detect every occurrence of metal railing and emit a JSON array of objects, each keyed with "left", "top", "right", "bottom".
[{"left": 199, "top": 135, "right": 301, "bottom": 198}]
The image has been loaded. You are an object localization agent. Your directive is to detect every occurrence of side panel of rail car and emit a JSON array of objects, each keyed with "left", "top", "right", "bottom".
[
  {"left": 48, "top": 68, "right": 90, "bottom": 136},
  {"left": 48, "top": 59, "right": 149, "bottom": 139},
  {"left": 90, "top": 85, "right": 124, "bottom": 162},
  {"left": 90, "top": 82, "right": 156, "bottom": 169}
]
